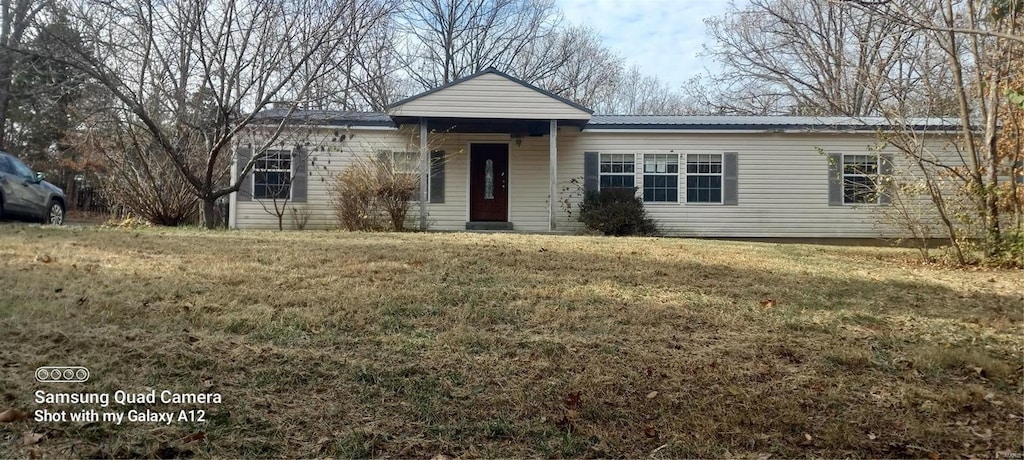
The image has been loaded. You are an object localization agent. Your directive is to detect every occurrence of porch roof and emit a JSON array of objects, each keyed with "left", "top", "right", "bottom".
[{"left": 386, "top": 68, "right": 593, "bottom": 123}]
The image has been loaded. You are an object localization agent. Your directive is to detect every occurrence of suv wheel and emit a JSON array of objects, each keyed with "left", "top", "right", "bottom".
[{"left": 44, "top": 200, "right": 65, "bottom": 225}]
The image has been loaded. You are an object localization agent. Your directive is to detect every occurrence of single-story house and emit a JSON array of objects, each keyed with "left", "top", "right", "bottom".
[{"left": 230, "top": 68, "right": 959, "bottom": 238}]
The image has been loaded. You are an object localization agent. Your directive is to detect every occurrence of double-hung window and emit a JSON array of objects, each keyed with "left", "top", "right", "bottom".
[
  {"left": 387, "top": 151, "right": 419, "bottom": 175},
  {"left": 643, "top": 154, "right": 679, "bottom": 202},
  {"left": 599, "top": 154, "right": 635, "bottom": 190},
  {"left": 685, "top": 154, "right": 723, "bottom": 203},
  {"left": 842, "top": 154, "right": 879, "bottom": 204},
  {"left": 380, "top": 150, "right": 422, "bottom": 198},
  {"left": 253, "top": 149, "right": 292, "bottom": 199}
]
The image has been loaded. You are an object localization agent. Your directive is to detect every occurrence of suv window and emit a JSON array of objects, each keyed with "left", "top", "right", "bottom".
[
  {"left": 7, "top": 155, "right": 34, "bottom": 180},
  {"left": 0, "top": 155, "right": 12, "bottom": 175}
]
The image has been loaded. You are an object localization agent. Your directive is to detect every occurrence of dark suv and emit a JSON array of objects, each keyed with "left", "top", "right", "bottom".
[{"left": 0, "top": 152, "right": 66, "bottom": 225}]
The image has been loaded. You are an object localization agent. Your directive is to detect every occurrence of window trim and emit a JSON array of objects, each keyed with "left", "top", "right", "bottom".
[
  {"left": 684, "top": 153, "right": 724, "bottom": 205},
  {"left": 380, "top": 149, "right": 425, "bottom": 202},
  {"left": 252, "top": 148, "right": 293, "bottom": 201},
  {"left": 642, "top": 153, "right": 680, "bottom": 204},
  {"left": 384, "top": 150, "right": 420, "bottom": 175},
  {"left": 841, "top": 153, "right": 881, "bottom": 205},
  {"left": 598, "top": 153, "right": 636, "bottom": 191}
]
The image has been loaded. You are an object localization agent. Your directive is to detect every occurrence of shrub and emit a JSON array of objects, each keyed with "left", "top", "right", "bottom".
[
  {"left": 332, "top": 160, "right": 384, "bottom": 231},
  {"left": 578, "top": 188, "right": 658, "bottom": 236},
  {"left": 373, "top": 159, "right": 419, "bottom": 231},
  {"left": 331, "top": 156, "right": 419, "bottom": 231}
]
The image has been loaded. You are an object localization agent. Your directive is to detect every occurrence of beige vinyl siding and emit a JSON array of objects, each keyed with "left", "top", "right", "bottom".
[
  {"left": 558, "top": 131, "right": 959, "bottom": 238},
  {"left": 234, "top": 127, "right": 571, "bottom": 232},
  {"left": 388, "top": 73, "right": 591, "bottom": 120},
  {"left": 410, "top": 132, "right": 557, "bottom": 232},
  {"left": 234, "top": 126, "right": 421, "bottom": 230},
  {"left": 234, "top": 124, "right": 960, "bottom": 238}
]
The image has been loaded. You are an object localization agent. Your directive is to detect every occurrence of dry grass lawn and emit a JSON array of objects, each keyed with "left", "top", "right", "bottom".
[{"left": 0, "top": 225, "right": 1022, "bottom": 458}]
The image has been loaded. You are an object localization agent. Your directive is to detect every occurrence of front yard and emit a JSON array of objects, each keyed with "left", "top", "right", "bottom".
[{"left": 0, "top": 226, "right": 1021, "bottom": 457}]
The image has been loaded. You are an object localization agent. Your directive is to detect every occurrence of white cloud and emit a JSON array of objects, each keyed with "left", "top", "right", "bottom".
[{"left": 554, "top": 0, "right": 737, "bottom": 89}]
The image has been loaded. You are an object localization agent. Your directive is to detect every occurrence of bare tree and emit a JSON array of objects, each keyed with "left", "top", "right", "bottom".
[
  {"left": 701, "top": 0, "right": 942, "bottom": 116},
  {"left": 35, "top": 0, "right": 391, "bottom": 228},
  {"left": 526, "top": 26, "right": 623, "bottom": 109},
  {"left": 836, "top": 0, "right": 1024, "bottom": 45},
  {"left": 395, "top": 0, "right": 561, "bottom": 87},
  {"left": 0, "top": 0, "right": 45, "bottom": 149},
  {"left": 593, "top": 65, "right": 695, "bottom": 115},
  {"left": 837, "top": 0, "right": 1023, "bottom": 263}
]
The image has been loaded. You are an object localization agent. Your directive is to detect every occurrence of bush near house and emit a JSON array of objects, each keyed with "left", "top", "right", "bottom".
[
  {"left": 332, "top": 156, "right": 419, "bottom": 231},
  {"left": 578, "top": 188, "right": 658, "bottom": 236}
]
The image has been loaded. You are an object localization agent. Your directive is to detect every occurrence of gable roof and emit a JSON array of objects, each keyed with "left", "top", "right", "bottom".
[{"left": 387, "top": 68, "right": 593, "bottom": 120}]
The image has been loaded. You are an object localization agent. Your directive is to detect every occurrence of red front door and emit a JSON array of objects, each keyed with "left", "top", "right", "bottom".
[{"left": 469, "top": 143, "right": 509, "bottom": 222}]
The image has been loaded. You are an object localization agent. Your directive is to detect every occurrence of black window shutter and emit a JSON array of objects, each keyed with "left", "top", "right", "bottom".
[
  {"left": 827, "top": 153, "right": 843, "bottom": 206},
  {"left": 236, "top": 145, "right": 252, "bottom": 202},
  {"left": 291, "top": 146, "right": 307, "bottom": 203},
  {"left": 584, "top": 151, "right": 599, "bottom": 193},
  {"left": 430, "top": 150, "right": 445, "bottom": 203},
  {"left": 723, "top": 152, "right": 738, "bottom": 205},
  {"left": 878, "top": 153, "right": 894, "bottom": 205}
]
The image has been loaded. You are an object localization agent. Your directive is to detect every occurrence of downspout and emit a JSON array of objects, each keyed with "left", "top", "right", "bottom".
[
  {"left": 420, "top": 120, "right": 429, "bottom": 230},
  {"left": 549, "top": 119, "right": 558, "bottom": 232},
  {"left": 229, "top": 146, "right": 238, "bottom": 229}
]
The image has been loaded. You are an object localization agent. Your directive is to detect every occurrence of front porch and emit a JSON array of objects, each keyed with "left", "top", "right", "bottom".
[
  {"left": 401, "top": 128, "right": 577, "bottom": 233},
  {"left": 385, "top": 68, "right": 593, "bottom": 232}
]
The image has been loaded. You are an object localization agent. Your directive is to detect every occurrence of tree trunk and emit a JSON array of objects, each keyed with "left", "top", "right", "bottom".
[
  {"left": 202, "top": 198, "right": 217, "bottom": 229},
  {"left": 0, "top": 64, "right": 13, "bottom": 150}
]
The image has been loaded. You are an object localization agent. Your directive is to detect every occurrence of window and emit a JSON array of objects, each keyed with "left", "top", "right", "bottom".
[
  {"left": 599, "top": 154, "right": 635, "bottom": 190},
  {"left": 253, "top": 149, "right": 292, "bottom": 199},
  {"left": 643, "top": 154, "right": 678, "bottom": 202},
  {"left": 842, "top": 154, "right": 879, "bottom": 204},
  {"left": 0, "top": 156, "right": 12, "bottom": 175},
  {"left": 380, "top": 150, "right": 423, "bottom": 199},
  {"left": 8, "top": 155, "right": 34, "bottom": 180},
  {"left": 384, "top": 150, "right": 419, "bottom": 175},
  {"left": 685, "top": 154, "right": 723, "bottom": 203}
]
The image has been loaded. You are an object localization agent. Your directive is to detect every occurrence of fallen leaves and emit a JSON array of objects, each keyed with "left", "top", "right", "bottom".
[
  {"left": 643, "top": 426, "right": 659, "bottom": 439},
  {"left": 178, "top": 431, "right": 206, "bottom": 444},
  {"left": 563, "top": 391, "right": 581, "bottom": 411},
  {"left": 0, "top": 408, "right": 29, "bottom": 423},
  {"left": 22, "top": 432, "right": 44, "bottom": 446},
  {"left": 556, "top": 391, "right": 582, "bottom": 432},
  {"left": 646, "top": 391, "right": 658, "bottom": 399}
]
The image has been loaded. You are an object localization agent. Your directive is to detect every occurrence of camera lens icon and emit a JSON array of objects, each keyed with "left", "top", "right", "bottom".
[{"left": 35, "top": 366, "right": 89, "bottom": 383}]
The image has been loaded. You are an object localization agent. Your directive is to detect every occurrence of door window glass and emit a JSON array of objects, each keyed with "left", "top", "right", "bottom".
[{"left": 484, "top": 159, "right": 494, "bottom": 200}]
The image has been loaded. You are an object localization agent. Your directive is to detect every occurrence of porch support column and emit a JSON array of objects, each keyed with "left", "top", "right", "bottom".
[
  {"left": 419, "top": 119, "right": 429, "bottom": 230},
  {"left": 548, "top": 119, "right": 557, "bottom": 232}
]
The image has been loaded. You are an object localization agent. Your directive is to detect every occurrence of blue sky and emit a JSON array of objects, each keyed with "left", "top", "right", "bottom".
[{"left": 554, "top": 0, "right": 737, "bottom": 89}]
